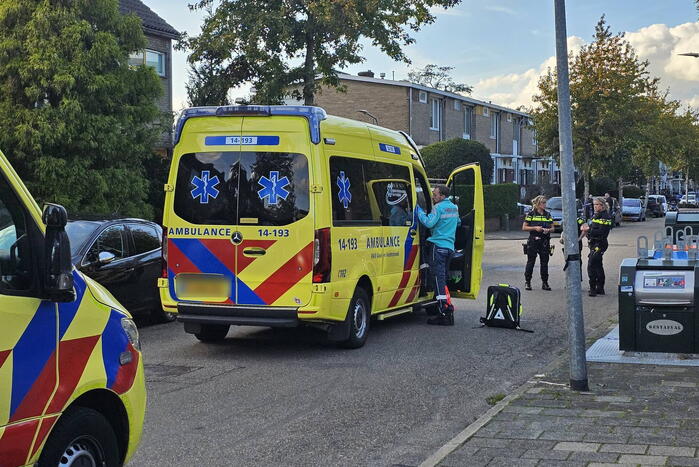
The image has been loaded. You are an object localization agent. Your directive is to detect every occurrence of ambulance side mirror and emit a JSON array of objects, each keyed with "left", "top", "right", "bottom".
[{"left": 42, "top": 203, "right": 75, "bottom": 302}]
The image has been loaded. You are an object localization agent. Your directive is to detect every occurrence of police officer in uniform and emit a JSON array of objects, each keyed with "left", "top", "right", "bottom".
[
  {"left": 522, "top": 195, "right": 553, "bottom": 291},
  {"left": 581, "top": 196, "right": 613, "bottom": 296}
]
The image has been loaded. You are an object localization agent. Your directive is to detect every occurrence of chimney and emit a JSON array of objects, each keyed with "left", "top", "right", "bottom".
[{"left": 357, "top": 70, "right": 375, "bottom": 78}]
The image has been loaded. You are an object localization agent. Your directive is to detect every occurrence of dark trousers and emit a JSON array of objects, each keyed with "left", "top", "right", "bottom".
[
  {"left": 525, "top": 240, "right": 549, "bottom": 282},
  {"left": 426, "top": 241, "right": 454, "bottom": 304},
  {"left": 588, "top": 248, "right": 606, "bottom": 290}
]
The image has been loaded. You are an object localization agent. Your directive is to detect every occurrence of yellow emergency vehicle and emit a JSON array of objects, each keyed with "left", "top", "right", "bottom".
[
  {"left": 160, "top": 105, "right": 484, "bottom": 347},
  {"left": 0, "top": 149, "right": 146, "bottom": 466}
]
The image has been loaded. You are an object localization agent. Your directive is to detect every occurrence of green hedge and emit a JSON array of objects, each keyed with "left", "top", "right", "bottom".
[
  {"left": 484, "top": 183, "right": 519, "bottom": 219},
  {"left": 621, "top": 185, "right": 644, "bottom": 199}
]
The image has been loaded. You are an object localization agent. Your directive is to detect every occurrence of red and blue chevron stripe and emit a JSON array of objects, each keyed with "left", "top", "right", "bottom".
[{"left": 167, "top": 237, "right": 313, "bottom": 306}]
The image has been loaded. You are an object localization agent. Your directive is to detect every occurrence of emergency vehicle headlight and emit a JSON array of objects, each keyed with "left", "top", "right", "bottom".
[{"left": 121, "top": 317, "right": 141, "bottom": 351}]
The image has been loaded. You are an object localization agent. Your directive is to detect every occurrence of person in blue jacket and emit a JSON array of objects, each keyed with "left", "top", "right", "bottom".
[{"left": 416, "top": 184, "right": 461, "bottom": 326}]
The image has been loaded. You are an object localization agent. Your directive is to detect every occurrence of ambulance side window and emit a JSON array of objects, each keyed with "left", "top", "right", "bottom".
[
  {"left": 329, "top": 156, "right": 374, "bottom": 225},
  {"left": 0, "top": 174, "right": 32, "bottom": 292},
  {"left": 365, "top": 162, "right": 412, "bottom": 226}
]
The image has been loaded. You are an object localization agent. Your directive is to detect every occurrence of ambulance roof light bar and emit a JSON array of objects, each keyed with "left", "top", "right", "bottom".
[{"left": 173, "top": 105, "right": 328, "bottom": 145}]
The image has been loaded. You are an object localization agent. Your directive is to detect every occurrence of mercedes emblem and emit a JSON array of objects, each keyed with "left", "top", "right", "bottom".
[{"left": 231, "top": 231, "right": 243, "bottom": 245}]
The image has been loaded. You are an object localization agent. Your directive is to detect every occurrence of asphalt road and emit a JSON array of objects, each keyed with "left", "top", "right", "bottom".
[{"left": 130, "top": 216, "right": 665, "bottom": 466}]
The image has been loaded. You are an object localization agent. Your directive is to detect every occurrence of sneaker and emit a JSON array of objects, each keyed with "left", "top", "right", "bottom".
[
  {"left": 542, "top": 282, "right": 551, "bottom": 291},
  {"left": 588, "top": 289, "right": 597, "bottom": 297},
  {"left": 525, "top": 281, "right": 532, "bottom": 291},
  {"left": 596, "top": 288, "right": 605, "bottom": 295}
]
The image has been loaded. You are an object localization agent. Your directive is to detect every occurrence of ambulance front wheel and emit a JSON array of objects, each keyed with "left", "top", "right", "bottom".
[
  {"left": 38, "top": 406, "right": 120, "bottom": 467},
  {"left": 338, "top": 288, "right": 370, "bottom": 349},
  {"left": 194, "top": 324, "right": 229, "bottom": 342}
]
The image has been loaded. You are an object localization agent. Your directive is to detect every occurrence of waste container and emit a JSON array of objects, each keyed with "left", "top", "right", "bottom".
[{"left": 618, "top": 232, "right": 699, "bottom": 354}]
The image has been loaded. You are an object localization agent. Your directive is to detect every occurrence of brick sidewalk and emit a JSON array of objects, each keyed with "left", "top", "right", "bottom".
[{"left": 438, "top": 361, "right": 699, "bottom": 466}]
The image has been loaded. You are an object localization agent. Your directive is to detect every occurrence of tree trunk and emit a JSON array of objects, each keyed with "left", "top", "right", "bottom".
[
  {"left": 583, "top": 153, "right": 591, "bottom": 200},
  {"left": 302, "top": 18, "right": 316, "bottom": 106},
  {"left": 618, "top": 177, "right": 624, "bottom": 208}
]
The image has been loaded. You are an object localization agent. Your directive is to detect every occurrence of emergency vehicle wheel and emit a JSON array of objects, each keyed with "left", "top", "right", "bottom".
[
  {"left": 339, "top": 288, "right": 370, "bottom": 349},
  {"left": 38, "top": 407, "right": 120, "bottom": 467},
  {"left": 194, "top": 324, "right": 229, "bottom": 342}
]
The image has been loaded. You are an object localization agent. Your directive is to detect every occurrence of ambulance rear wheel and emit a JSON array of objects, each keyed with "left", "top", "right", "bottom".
[
  {"left": 339, "top": 288, "right": 370, "bottom": 349},
  {"left": 194, "top": 324, "right": 229, "bottom": 342},
  {"left": 38, "top": 407, "right": 120, "bottom": 467}
]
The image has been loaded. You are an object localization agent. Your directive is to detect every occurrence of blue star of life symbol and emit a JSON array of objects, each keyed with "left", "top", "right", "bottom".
[
  {"left": 337, "top": 171, "right": 352, "bottom": 208},
  {"left": 257, "top": 171, "right": 290, "bottom": 205},
  {"left": 190, "top": 170, "right": 220, "bottom": 204}
]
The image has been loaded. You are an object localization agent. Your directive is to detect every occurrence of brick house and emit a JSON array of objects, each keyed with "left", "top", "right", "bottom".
[
  {"left": 119, "top": 0, "right": 178, "bottom": 157},
  {"left": 305, "top": 71, "right": 561, "bottom": 186}
]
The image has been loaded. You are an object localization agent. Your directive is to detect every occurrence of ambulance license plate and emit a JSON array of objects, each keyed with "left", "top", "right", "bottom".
[{"left": 176, "top": 274, "right": 230, "bottom": 300}]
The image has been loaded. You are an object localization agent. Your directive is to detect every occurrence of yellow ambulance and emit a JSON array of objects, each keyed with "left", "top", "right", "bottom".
[
  {"left": 160, "top": 105, "right": 484, "bottom": 347},
  {"left": 0, "top": 150, "right": 146, "bottom": 466}
]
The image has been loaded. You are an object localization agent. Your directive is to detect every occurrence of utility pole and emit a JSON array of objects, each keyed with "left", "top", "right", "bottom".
[{"left": 554, "top": 0, "right": 588, "bottom": 391}]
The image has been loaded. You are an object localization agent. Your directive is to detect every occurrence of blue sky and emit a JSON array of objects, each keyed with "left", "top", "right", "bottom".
[{"left": 145, "top": 0, "right": 699, "bottom": 110}]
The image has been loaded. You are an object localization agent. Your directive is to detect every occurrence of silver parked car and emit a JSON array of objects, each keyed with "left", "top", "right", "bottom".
[{"left": 621, "top": 198, "right": 646, "bottom": 222}]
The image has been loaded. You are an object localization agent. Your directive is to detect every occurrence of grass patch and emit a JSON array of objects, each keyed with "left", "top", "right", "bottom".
[{"left": 486, "top": 393, "right": 506, "bottom": 406}]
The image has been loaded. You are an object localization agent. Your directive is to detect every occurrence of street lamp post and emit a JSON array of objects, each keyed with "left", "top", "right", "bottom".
[{"left": 554, "top": 0, "right": 588, "bottom": 392}]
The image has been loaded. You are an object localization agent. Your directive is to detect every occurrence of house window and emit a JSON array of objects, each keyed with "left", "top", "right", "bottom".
[
  {"left": 482, "top": 106, "right": 489, "bottom": 117},
  {"left": 129, "top": 49, "right": 166, "bottom": 77},
  {"left": 454, "top": 100, "right": 461, "bottom": 111},
  {"left": 418, "top": 91, "right": 427, "bottom": 103},
  {"left": 507, "top": 113, "right": 512, "bottom": 122},
  {"left": 463, "top": 107, "right": 472, "bottom": 139},
  {"left": 430, "top": 99, "right": 441, "bottom": 131},
  {"left": 490, "top": 112, "right": 498, "bottom": 139},
  {"left": 532, "top": 129, "right": 536, "bottom": 145}
]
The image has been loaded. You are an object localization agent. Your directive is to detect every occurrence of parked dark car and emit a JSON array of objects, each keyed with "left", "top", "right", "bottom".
[
  {"left": 65, "top": 218, "right": 173, "bottom": 323},
  {"left": 645, "top": 197, "right": 663, "bottom": 218}
]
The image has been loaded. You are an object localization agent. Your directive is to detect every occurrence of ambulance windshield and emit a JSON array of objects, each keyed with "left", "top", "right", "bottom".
[{"left": 174, "top": 152, "right": 309, "bottom": 226}]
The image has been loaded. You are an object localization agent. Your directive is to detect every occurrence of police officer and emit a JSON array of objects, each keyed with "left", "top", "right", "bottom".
[
  {"left": 522, "top": 195, "right": 553, "bottom": 291},
  {"left": 581, "top": 196, "right": 612, "bottom": 296},
  {"left": 417, "top": 184, "right": 461, "bottom": 326}
]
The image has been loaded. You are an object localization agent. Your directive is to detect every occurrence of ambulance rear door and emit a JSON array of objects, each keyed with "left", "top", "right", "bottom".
[
  {"left": 234, "top": 116, "right": 314, "bottom": 306},
  {"left": 170, "top": 116, "right": 314, "bottom": 307},
  {"left": 446, "top": 163, "right": 484, "bottom": 299}
]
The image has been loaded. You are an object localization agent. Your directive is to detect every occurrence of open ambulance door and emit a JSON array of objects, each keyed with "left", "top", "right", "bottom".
[{"left": 446, "top": 163, "right": 484, "bottom": 299}]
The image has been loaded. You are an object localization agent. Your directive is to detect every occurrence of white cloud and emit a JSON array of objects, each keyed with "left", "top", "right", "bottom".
[
  {"left": 473, "top": 22, "right": 699, "bottom": 111},
  {"left": 428, "top": 5, "right": 468, "bottom": 17},
  {"left": 473, "top": 36, "right": 585, "bottom": 109},
  {"left": 484, "top": 5, "right": 517, "bottom": 16}
]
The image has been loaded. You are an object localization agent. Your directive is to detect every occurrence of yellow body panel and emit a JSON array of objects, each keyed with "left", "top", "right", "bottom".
[
  {"left": 160, "top": 107, "right": 484, "bottom": 332},
  {"left": 0, "top": 149, "right": 146, "bottom": 466}
]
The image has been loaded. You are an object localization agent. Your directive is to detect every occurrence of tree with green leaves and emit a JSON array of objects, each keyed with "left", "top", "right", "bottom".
[
  {"left": 663, "top": 109, "right": 699, "bottom": 199},
  {"left": 531, "top": 17, "right": 665, "bottom": 200},
  {"left": 407, "top": 64, "right": 472, "bottom": 93},
  {"left": 421, "top": 138, "right": 492, "bottom": 184},
  {"left": 0, "top": 0, "right": 167, "bottom": 218},
  {"left": 186, "top": 61, "right": 232, "bottom": 107},
  {"left": 182, "top": 0, "right": 461, "bottom": 105}
]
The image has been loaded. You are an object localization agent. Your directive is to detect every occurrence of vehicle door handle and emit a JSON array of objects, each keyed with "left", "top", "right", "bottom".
[
  {"left": 243, "top": 247, "right": 267, "bottom": 257},
  {"left": 409, "top": 229, "right": 417, "bottom": 238}
]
